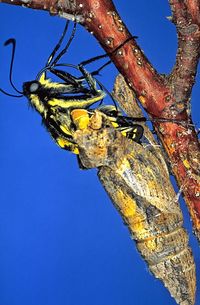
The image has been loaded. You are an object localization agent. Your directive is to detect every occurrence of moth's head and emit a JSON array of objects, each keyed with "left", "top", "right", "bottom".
[
  {"left": 23, "top": 80, "right": 41, "bottom": 96},
  {"left": 23, "top": 79, "right": 47, "bottom": 116}
]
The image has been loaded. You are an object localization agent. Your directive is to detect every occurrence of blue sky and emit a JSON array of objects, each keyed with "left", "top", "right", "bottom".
[{"left": 0, "top": 1, "right": 200, "bottom": 305}]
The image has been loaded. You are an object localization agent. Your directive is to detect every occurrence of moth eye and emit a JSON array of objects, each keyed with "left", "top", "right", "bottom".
[{"left": 29, "top": 82, "right": 39, "bottom": 93}]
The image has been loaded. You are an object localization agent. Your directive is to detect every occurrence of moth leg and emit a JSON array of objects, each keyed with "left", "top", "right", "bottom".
[
  {"left": 78, "top": 64, "right": 99, "bottom": 95},
  {"left": 46, "top": 21, "right": 70, "bottom": 67}
]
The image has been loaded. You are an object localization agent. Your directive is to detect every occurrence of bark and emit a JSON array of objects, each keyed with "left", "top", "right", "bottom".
[{"left": 1, "top": 0, "right": 200, "bottom": 239}]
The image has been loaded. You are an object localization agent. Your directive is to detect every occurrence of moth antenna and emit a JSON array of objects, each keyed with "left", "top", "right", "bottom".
[
  {"left": 4, "top": 38, "right": 23, "bottom": 94},
  {"left": 0, "top": 87, "right": 23, "bottom": 98}
]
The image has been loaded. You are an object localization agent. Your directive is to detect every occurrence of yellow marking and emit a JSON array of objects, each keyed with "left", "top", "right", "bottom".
[
  {"left": 39, "top": 74, "right": 69, "bottom": 89},
  {"left": 75, "top": 115, "right": 90, "bottom": 130},
  {"left": 145, "top": 239, "right": 157, "bottom": 251},
  {"left": 138, "top": 95, "right": 146, "bottom": 105},
  {"left": 48, "top": 91, "right": 105, "bottom": 109},
  {"left": 130, "top": 218, "right": 146, "bottom": 234},
  {"left": 56, "top": 137, "right": 79, "bottom": 154},
  {"left": 30, "top": 94, "right": 45, "bottom": 115},
  {"left": 183, "top": 159, "right": 190, "bottom": 169},
  {"left": 111, "top": 122, "right": 119, "bottom": 128},
  {"left": 121, "top": 130, "right": 127, "bottom": 137},
  {"left": 57, "top": 137, "right": 69, "bottom": 148},
  {"left": 60, "top": 125, "right": 72, "bottom": 136},
  {"left": 116, "top": 189, "right": 136, "bottom": 217},
  {"left": 39, "top": 73, "right": 46, "bottom": 84},
  {"left": 72, "top": 147, "right": 79, "bottom": 155},
  {"left": 115, "top": 189, "right": 146, "bottom": 238},
  {"left": 147, "top": 180, "right": 157, "bottom": 190},
  {"left": 71, "top": 109, "right": 90, "bottom": 130},
  {"left": 117, "top": 158, "right": 131, "bottom": 174}
]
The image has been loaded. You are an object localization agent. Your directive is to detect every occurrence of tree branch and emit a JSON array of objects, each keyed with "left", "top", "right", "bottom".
[{"left": 169, "top": 0, "right": 200, "bottom": 105}]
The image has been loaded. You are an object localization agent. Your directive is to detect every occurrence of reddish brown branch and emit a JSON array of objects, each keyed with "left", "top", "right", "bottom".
[
  {"left": 1, "top": 0, "right": 200, "bottom": 240},
  {"left": 169, "top": 0, "right": 200, "bottom": 105}
]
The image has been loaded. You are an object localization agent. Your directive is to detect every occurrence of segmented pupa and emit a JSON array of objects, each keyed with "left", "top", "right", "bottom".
[{"left": 73, "top": 80, "right": 196, "bottom": 305}]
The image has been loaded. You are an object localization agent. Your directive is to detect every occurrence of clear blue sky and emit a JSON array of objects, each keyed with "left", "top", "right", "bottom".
[{"left": 0, "top": 1, "right": 200, "bottom": 305}]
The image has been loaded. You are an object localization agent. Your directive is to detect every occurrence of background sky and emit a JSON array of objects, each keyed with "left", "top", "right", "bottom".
[{"left": 0, "top": 1, "right": 200, "bottom": 305}]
